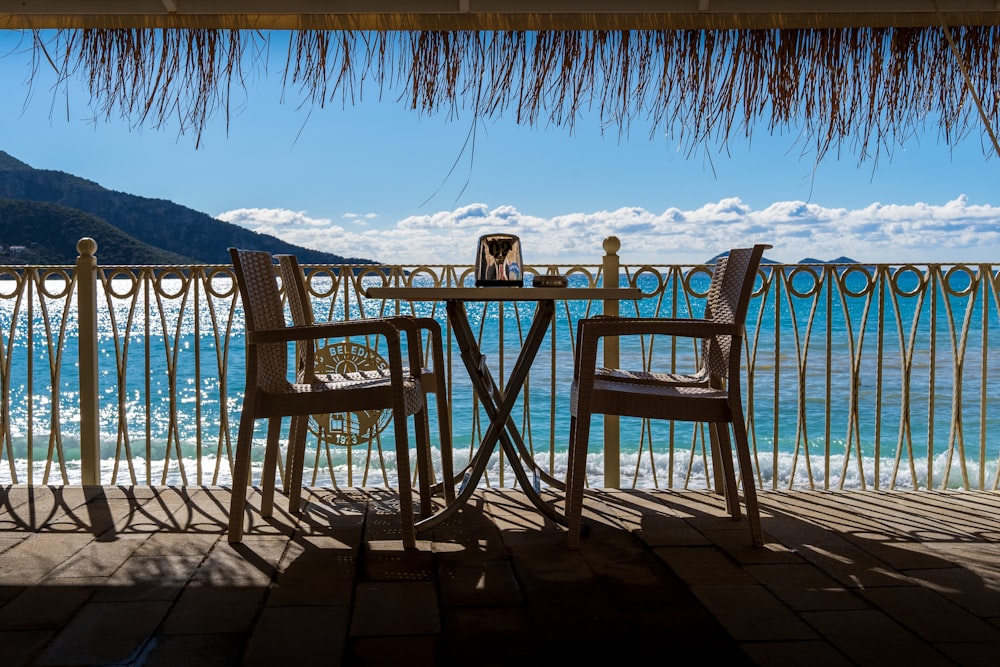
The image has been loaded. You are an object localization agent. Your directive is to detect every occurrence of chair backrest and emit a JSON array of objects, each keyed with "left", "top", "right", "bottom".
[
  {"left": 276, "top": 254, "right": 315, "bottom": 327},
  {"left": 276, "top": 254, "right": 317, "bottom": 383},
  {"left": 229, "top": 247, "right": 292, "bottom": 393},
  {"left": 702, "top": 244, "right": 768, "bottom": 379}
]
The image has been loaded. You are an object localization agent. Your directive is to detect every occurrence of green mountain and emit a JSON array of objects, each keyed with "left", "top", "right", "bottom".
[
  {"left": 0, "top": 151, "right": 375, "bottom": 266},
  {"left": 0, "top": 199, "right": 195, "bottom": 265}
]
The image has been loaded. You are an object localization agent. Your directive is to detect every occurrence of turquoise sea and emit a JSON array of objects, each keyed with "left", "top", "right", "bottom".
[{"left": 2, "top": 266, "right": 999, "bottom": 490}]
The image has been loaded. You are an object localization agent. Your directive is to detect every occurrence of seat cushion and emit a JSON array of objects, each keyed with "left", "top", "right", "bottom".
[
  {"left": 594, "top": 366, "right": 710, "bottom": 386},
  {"left": 289, "top": 370, "right": 425, "bottom": 416},
  {"left": 571, "top": 378, "right": 731, "bottom": 422}
]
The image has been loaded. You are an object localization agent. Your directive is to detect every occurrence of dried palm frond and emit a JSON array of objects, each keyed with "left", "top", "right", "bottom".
[
  {"left": 32, "top": 28, "right": 248, "bottom": 147},
  {"left": 23, "top": 26, "right": 1000, "bottom": 160}
]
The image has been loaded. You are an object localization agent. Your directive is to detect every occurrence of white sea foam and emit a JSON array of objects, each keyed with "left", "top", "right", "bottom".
[{"left": 5, "top": 446, "right": 993, "bottom": 492}]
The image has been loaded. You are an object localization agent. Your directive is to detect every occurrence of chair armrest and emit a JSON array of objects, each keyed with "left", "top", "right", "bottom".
[
  {"left": 573, "top": 316, "right": 743, "bottom": 382},
  {"left": 384, "top": 316, "right": 431, "bottom": 378},
  {"left": 577, "top": 316, "right": 742, "bottom": 340},
  {"left": 248, "top": 320, "right": 401, "bottom": 346},
  {"left": 408, "top": 318, "right": 447, "bottom": 385}
]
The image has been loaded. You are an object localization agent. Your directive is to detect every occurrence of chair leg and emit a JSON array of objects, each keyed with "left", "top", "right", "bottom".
[
  {"left": 413, "top": 403, "right": 434, "bottom": 519},
  {"left": 261, "top": 417, "right": 282, "bottom": 518},
  {"left": 565, "top": 411, "right": 592, "bottom": 550},
  {"left": 564, "top": 417, "right": 577, "bottom": 542},
  {"left": 708, "top": 423, "right": 726, "bottom": 496},
  {"left": 392, "top": 409, "right": 417, "bottom": 549},
  {"left": 713, "top": 423, "right": 742, "bottom": 521},
  {"left": 731, "top": 412, "right": 764, "bottom": 546},
  {"left": 286, "top": 415, "right": 308, "bottom": 514},
  {"left": 228, "top": 403, "right": 258, "bottom": 543},
  {"left": 433, "top": 383, "right": 456, "bottom": 504}
]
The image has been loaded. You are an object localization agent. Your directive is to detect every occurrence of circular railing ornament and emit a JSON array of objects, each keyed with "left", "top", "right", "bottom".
[{"left": 307, "top": 340, "right": 392, "bottom": 447}]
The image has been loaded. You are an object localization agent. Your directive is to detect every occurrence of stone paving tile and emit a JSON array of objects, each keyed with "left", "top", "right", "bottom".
[
  {"left": 507, "top": 544, "right": 595, "bottom": 590},
  {"left": 783, "top": 538, "right": 916, "bottom": 590},
  {"left": 633, "top": 510, "right": 715, "bottom": 546},
  {"left": 267, "top": 535, "right": 358, "bottom": 607},
  {"left": 691, "top": 584, "right": 819, "bottom": 642},
  {"left": 935, "top": 641, "right": 1000, "bottom": 667},
  {"left": 0, "top": 484, "right": 31, "bottom": 512},
  {"left": 0, "top": 580, "right": 103, "bottom": 630},
  {"left": 0, "top": 533, "right": 94, "bottom": 586},
  {"left": 119, "top": 487, "right": 199, "bottom": 528},
  {"left": 160, "top": 586, "right": 267, "bottom": 635},
  {"left": 242, "top": 605, "right": 350, "bottom": 666},
  {"left": 0, "top": 629, "right": 54, "bottom": 667},
  {"left": 904, "top": 566, "right": 1000, "bottom": 618},
  {"left": 0, "top": 533, "right": 26, "bottom": 554},
  {"left": 275, "top": 534, "right": 358, "bottom": 579},
  {"left": 579, "top": 532, "right": 706, "bottom": 610},
  {"left": 852, "top": 492, "right": 995, "bottom": 541},
  {"left": 861, "top": 586, "right": 1000, "bottom": 643},
  {"left": 80, "top": 489, "right": 160, "bottom": 538},
  {"left": 438, "top": 559, "right": 523, "bottom": 606},
  {"left": 48, "top": 534, "right": 147, "bottom": 579},
  {"left": 703, "top": 525, "right": 800, "bottom": 564},
  {"left": 34, "top": 600, "right": 171, "bottom": 666},
  {"left": 362, "top": 539, "right": 436, "bottom": 581},
  {"left": 93, "top": 554, "right": 205, "bottom": 602},
  {"left": 649, "top": 489, "right": 734, "bottom": 519},
  {"left": 350, "top": 581, "right": 440, "bottom": 636},
  {"left": 265, "top": 577, "right": 355, "bottom": 607},
  {"left": 741, "top": 640, "right": 855, "bottom": 667},
  {"left": 801, "top": 608, "right": 955, "bottom": 666},
  {"left": 349, "top": 635, "right": 440, "bottom": 667},
  {"left": 440, "top": 604, "right": 534, "bottom": 652},
  {"left": 357, "top": 491, "right": 414, "bottom": 544},
  {"left": 0, "top": 487, "right": 81, "bottom": 530},
  {"left": 267, "top": 527, "right": 359, "bottom": 609},
  {"left": 652, "top": 545, "right": 758, "bottom": 586},
  {"left": 191, "top": 537, "right": 286, "bottom": 587},
  {"left": 745, "top": 562, "right": 869, "bottom": 611},
  {"left": 844, "top": 534, "right": 958, "bottom": 571},
  {"left": 522, "top": 582, "right": 625, "bottom": 641},
  {"left": 141, "top": 633, "right": 243, "bottom": 667},
  {"left": 925, "top": 541, "right": 1000, "bottom": 583},
  {"left": 0, "top": 583, "right": 26, "bottom": 604},
  {"left": 132, "top": 532, "right": 222, "bottom": 557},
  {"left": 427, "top": 516, "right": 510, "bottom": 562}
]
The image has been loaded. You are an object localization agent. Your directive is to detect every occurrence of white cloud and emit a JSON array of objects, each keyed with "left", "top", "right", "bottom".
[
  {"left": 218, "top": 196, "right": 1000, "bottom": 266},
  {"left": 341, "top": 212, "right": 378, "bottom": 225}
]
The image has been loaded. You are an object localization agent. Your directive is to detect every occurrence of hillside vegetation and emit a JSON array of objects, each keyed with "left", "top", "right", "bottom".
[
  {"left": 0, "top": 150, "right": 374, "bottom": 265},
  {"left": 0, "top": 199, "right": 195, "bottom": 265}
]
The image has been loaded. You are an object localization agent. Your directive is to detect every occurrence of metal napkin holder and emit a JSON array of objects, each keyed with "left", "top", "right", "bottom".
[{"left": 475, "top": 234, "right": 523, "bottom": 287}]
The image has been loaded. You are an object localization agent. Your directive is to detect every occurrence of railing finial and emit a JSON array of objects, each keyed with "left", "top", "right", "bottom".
[
  {"left": 603, "top": 235, "right": 621, "bottom": 256},
  {"left": 77, "top": 237, "right": 98, "bottom": 257}
]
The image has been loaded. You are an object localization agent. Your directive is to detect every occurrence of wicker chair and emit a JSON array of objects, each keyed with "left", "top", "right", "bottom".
[
  {"left": 274, "top": 253, "right": 454, "bottom": 516},
  {"left": 564, "top": 244, "right": 770, "bottom": 549},
  {"left": 227, "top": 247, "right": 428, "bottom": 549}
]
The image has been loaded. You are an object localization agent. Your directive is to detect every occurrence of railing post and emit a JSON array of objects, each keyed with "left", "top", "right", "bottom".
[
  {"left": 76, "top": 238, "right": 101, "bottom": 485},
  {"left": 602, "top": 236, "right": 621, "bottom": 488}
]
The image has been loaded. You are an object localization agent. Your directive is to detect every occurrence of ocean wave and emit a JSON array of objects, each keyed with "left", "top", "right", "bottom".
[{"left": 4, "top": 446, "right": 993, "bottom": 492}]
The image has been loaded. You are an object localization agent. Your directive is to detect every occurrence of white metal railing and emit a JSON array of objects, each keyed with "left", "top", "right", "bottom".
[{"left": 0, "top": 238, "right": 998, "bottom": 493}]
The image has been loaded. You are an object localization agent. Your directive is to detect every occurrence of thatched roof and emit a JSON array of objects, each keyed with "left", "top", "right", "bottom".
[
  {"left": 4, "top": 3, "right": 1000, "bottom": 31},
  {"left": 3, "top": 3, "right": 1000, "bottom": 159}
]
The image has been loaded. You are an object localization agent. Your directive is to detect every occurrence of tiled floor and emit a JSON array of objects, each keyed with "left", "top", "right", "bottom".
[{"left": 1, "top": 484, "right": 1000, "bottom": 665}]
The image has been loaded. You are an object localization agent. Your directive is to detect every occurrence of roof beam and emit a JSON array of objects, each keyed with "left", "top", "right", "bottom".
[{"left": 3, "top": 1, "right": 1000, "bottom": 30}]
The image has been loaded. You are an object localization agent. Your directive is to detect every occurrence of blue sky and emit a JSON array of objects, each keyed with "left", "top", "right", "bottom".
[{"left": 2, "top": 30, "right": 1000, "bottom": 266}]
